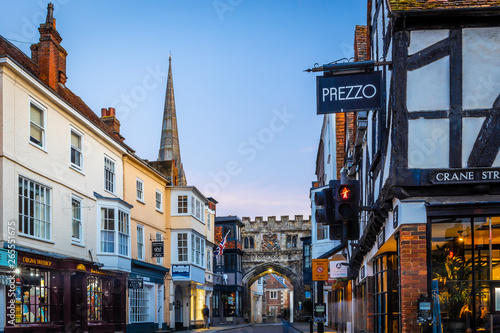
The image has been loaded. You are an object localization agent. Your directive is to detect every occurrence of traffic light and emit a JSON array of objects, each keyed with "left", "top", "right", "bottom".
[
  {"left": 313, "top": 181, "right": 343, "bottom": 240},
  {"left": 334, "top": 180, "right": 360, "bottom": 240},
  {"left": 314, "top": 187, "right": 333, "bottom": 224}
]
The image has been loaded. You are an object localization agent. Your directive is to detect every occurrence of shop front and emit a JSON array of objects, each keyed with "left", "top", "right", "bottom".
[
  {"left": 4, "top": 247, "right": 127, "bottom": 333},
  {"left": 127, "top": 259, "right": 169, "bottom": 333},
  {"left": 427, "top": 203, "right": 500, "bottom": 333},
  {"left": 212, "top": 285, "right": 243, "bottom": 326}
]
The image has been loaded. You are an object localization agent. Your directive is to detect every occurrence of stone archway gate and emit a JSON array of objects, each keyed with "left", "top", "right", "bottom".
[{"left": 241, "top": 215, "right": 311, "bottom": 321}]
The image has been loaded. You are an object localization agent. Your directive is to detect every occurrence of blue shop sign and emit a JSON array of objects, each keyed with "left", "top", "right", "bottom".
[
  {"left": 172, "top": 264, "right": 190, "bottom": 278},
  {"left": 0, "top": 248, "right": 17, "bottom": 268}
]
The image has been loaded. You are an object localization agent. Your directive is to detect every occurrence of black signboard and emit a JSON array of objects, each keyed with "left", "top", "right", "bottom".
[
  {"left": 429, "top": 168, "right": 500, "bottom": 184},
  {"left": 316, "top": 71, "right": 383, "bottom": 114},
  {"left": 128, "top": 277, "right": 143, "bottom": 289},
  {"left": 152, "top": 241, "right": 164, "bottom": 258}
]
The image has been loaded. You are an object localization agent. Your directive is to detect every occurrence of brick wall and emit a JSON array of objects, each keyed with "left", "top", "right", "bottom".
[{"left": 399, "top": 224, "right": 427, "bottom": 332}]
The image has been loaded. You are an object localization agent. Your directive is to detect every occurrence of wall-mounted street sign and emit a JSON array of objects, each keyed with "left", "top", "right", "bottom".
[
  {"left": 152, "top": 241, "right": 164, "bottom": 258},
  {"left": 329, "top": 260, "right": 348, "bottom": 278},
  {"left": 312, "top": 259, "right": 329, "bottom": 281},
  {"left": 429, "top": 168, "right": 500, "bottom": 184},
  {"left": 317, "top": 71, "right": 383, "bottom": 114},
  {"left": 128, "top": 277, "right": 144, "bottom": 289}
]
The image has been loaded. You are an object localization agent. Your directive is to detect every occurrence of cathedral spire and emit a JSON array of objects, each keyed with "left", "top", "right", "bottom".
[{"left": 158, "top": 55, "right": 186, "bottom": 186}]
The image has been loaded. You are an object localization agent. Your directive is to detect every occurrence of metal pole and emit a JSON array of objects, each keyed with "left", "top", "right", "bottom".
[{"left": 318, "top": 281, "right": 324, "bottom": 333}]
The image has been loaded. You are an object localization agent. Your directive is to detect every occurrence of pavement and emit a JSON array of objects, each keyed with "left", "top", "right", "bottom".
[{"left": 184, "top": 321, "right": 338, "bottom": 333}]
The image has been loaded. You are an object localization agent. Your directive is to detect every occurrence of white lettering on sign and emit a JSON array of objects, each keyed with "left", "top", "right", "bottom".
[
  {"left": 482, "top": 171, "right": 500, "bottom": 180},
  {"left": 435, "top": 171, "right": 475, "bottom": 182},
  {"left": 322, "top": 84, "right": 377, "bottom": 102}
]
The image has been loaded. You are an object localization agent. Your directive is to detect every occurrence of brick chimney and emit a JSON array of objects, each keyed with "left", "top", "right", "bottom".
[
  {"left": 30, "top": 3, "right": 68, "bottom": 90},
  {"left": 101, "top": 107, "right": 121, "bottom": 134}
]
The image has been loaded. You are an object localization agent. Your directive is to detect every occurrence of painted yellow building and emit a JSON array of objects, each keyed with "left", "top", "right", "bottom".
[{"left": 122, "top": 153, "right": 171, "bottom": 331}]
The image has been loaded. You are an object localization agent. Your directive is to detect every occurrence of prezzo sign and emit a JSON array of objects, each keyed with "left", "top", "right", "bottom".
[
  {"left": 316, "top": 71, "right": 383, "bottom": 114},
  {"left": 429, "top": 168, "right": 500, "bottom": 184}
]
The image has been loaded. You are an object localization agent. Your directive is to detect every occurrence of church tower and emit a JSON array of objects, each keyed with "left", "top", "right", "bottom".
[{"left": 157, "top": 55, "right": 186, "bottom": 186}]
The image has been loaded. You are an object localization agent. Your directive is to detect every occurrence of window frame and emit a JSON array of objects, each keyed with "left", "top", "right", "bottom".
[
  {"left": 71, "top": 195, "right": 83, "bottom": 244},
  {"left": 178, "top": 233, "right": 188, "bottom": 262},
  {"left": 136, "top": 178, "right": 144, "bottom": 203},
  {"left": 178, "top": 195, "right": 188, "bottom": 214},
  {"left": 29, "top": 100, "right": 46, "bottom": 149},
  {"left": 104, "top": 156, "right": 116, "bottom": 194},
  {"left": 156, "top": 232, "right": 163, "bottom": 265},
  {"left": 70, "top": 127, "right": 84, "bottom": 171},
  {"left": 191, "top": 233, "right": 205, "bottom": 267},
  {"left": 137, "top": 224, "right": 144, "bottom": 261},
  {"left": 99, "top": 205, "right": 131, "bottom": 257},
  {"left": 18, "top": 175, "right": 52, "bottom": 241},
  {"left": 270, "top": 291, "right": 278, "bottom": 299},
  {"left": 155, "top": 190, "right": 163, "bottom": 212}
]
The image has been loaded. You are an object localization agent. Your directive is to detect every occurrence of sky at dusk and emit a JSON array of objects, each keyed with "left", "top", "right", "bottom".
[{"left": 1, "top": 0, "right": 367, "bottom": 219}]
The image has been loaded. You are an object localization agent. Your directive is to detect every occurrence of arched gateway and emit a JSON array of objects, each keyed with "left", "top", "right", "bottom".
[{"left": 240, "top": 215, "right": 311, "bottom": 322}]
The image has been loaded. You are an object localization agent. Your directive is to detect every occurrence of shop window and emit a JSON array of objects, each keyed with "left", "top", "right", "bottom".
[
  {"left": 213, "top": 290, "right": 220, "bottom": 316},
  {"left": 87, "top": 276, "right": 103, "bottom": 321},
  {"left": 15, "top": 268, "right": 50, "bottom": 323},
  {"left": 373, "top": 253, "right": 398, "bottom": 333},
  {"left": 18, "top": 176, "right": 51, "bottom": 240},
  {"left": 129, "top": 285, "right": 152, "bottom": 322},
  {"left": 431, "top": 216, "right": 500, "bottom": 333},
  {"left": 222, "top": 290, "right": 241, "bottom": 317}
]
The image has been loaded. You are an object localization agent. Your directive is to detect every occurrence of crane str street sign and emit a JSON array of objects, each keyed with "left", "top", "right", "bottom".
[{"left": 316, "top": 71, "right": 383, "bottom": 114}]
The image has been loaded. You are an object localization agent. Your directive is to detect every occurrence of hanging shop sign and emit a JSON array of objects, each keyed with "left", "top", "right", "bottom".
[
  {"left": 317, "top": 71, "right": 383, "bottom": 114},
  {"left": 329, "top": 260, "right": 348, "bottom": 279},
  {"left": 152, "top": 241, "right": 164, "bottom": 258},
  {"left": 128, "top": 277, "right": 144, "bottom": 289}
]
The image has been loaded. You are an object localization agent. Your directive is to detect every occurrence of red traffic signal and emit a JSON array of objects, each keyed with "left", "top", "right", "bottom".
[{"left": 338, "top": 185, "right": 352, "bottom": 201}]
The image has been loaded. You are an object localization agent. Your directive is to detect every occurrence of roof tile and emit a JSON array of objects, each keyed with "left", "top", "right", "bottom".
[{"left": 389, "top": 0, "right": 500, "bottom": 11}]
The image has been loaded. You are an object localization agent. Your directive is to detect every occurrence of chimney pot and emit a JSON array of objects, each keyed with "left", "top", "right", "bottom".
[
  {"left": 108, "top": 107, "right": 116, "bottom": 116},
  {"left": 101, "top": 108, "right": 108, "bottom": 117}
]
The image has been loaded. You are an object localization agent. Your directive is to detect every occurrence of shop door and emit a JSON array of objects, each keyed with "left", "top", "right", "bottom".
[
  {"left": 175, "top": 286, "right": 183, "bottom": 330},
  {"left": 71, "top": 273, "right": 85, "bottom": 327}
]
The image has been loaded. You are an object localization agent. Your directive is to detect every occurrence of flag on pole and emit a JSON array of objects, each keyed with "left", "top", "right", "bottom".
[{"left": 214, "top": 230, "right": 230, "bottom": 256}]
